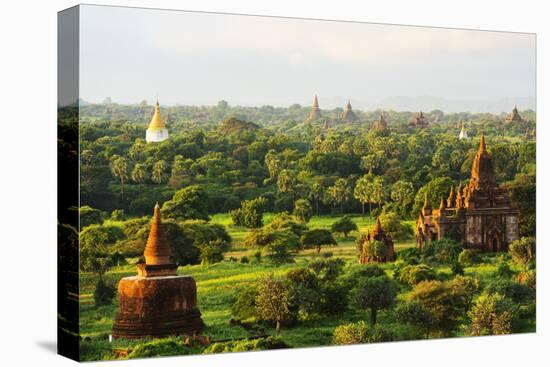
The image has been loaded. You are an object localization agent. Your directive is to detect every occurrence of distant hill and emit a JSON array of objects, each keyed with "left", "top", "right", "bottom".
[{"left": 219, "top": 117, "right": 261, "bottom": 135}]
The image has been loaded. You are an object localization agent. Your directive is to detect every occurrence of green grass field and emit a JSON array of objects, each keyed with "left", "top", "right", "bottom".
[{"left": 78, "top": 213, "right": 529, "bottom": 361}]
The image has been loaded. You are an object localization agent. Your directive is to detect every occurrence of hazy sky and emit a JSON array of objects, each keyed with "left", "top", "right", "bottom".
[{"left": 79, "top": 5, "right": 536, "bottom": 108}]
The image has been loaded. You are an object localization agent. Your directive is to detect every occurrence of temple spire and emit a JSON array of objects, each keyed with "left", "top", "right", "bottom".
[
  {"left": 479, "top": 133, "right": 486, "bottom": 153},
  {"left": 372, "top": 217, "right": 383, "bottom": 235},
  {"left": 447, "top": 186, "right": 455, "bottom": 208},
  {"left": 439, "top": 196, "right": 446, "bottom": 211},
  {"left": 143, "top": 203, "right": 173, "bottom": 266}
]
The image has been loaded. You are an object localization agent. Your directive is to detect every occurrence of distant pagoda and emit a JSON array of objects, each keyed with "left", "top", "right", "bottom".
[
  {"left": 409, "top": 110, "right": 429, "bottom": 128},
  {"left": 145, "top": 100, "right": 169, "bottom": 143},
  {"left": 308, "top": 95, "right": 321, "bottom": 120},
  {"left": 340, "top": 100, "right": 358, "bottom": 122},
  {"left": 112, "top": 203, "right": 204, "bottom": 339},
  {"left": 459, "top": 121, "right": 468, "bottom": 140},
  {"left": 371, "top": 111, "right": 388, "bottom": 131},
  {"left": 506, "top": 105, "right": 524, "bottom": 123}
]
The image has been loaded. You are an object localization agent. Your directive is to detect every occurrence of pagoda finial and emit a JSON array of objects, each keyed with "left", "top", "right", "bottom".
[{"left": 313, "top": 94, "right": 319, "bottom": 107}]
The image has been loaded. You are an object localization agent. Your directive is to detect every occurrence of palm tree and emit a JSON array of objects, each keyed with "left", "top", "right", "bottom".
[
  {"left": 152, "top": 160, "right": 167, "bottom": 185},
  {"left": 110, "top": 155, "right": 129, "bottom": 199},
  {"left": 131, "top": 163, "right": 146, "bottom": 193}
]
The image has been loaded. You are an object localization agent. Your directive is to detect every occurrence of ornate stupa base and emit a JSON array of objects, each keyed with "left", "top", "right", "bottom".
[{"left": 112, "top": 275, "right": 204, "bottom": 339}]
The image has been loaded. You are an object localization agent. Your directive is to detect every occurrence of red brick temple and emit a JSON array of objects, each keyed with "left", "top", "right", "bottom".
[
  {"left": 112, "top": 203, "right": 204, "bottom": 339},
  {"left": 358, "top": 218, "right": 395, "bottom": 263},
  {"left": 416, "top": 134, "right": 519, "bottom": 252}
]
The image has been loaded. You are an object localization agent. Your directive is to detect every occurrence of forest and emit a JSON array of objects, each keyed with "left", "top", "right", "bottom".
[{"left": 64, "top": 100, "right": 536, "bottom": 360}]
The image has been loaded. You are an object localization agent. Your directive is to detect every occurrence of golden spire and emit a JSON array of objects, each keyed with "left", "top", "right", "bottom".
[
  {"left": 439, "top": 196, "right": 446, "bottom": 211},
  {"left": 143, "top": 203, "right": 173, "bottom": 265},
  {"left": 423, "top": 192, "right": 431, "bottom": 210},
  {"left": 148, "top": 100, "right": 166, "bottom": 131}
]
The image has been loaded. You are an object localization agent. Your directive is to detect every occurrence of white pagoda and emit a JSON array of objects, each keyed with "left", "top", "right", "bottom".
[{"left": 145, "top": 100, "right": 169, "bottom": 143}]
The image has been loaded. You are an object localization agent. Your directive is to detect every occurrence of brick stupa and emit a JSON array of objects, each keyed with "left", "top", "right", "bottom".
[{"left": 112, "top": 203, "right": 204, "bottom": 339}]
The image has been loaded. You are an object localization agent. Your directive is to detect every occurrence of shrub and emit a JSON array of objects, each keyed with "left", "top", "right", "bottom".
[
  {"left": 199, "top": 239, "right": 229, "bottom": 265},
  {"left": 398, "top": 264, "right": 437, "bottom": 286},
  {"left": 127, "top": 339, "right": 187, "bottom": 358},
  {"left": 332, "top": 321, "right": 396, "bottom": 345},
  {"left": 485, "top": 279, "right": 534, "bottom": 304},
  {"left": 265, "top": 240, "right": 295, "bottom": 265},
  {"left": 93, "top": 277, "right": 115, "bottom": 306},
  {"left": 378, "top": 212, "right": 414, "bottom": 241},
  {"left": 423, "top": 238, "right": 463, "bottom": 264},
  {"left": 330, "top": 216, "right": 358, "bottom": 238},
  {"left": 79, "top": 206, "right": 104, "bottom": 228},
  {"left": 397, "top": 248, "right": 421, "bottom": 265},
  {"left": 240, "top": 256, "right": 250, "bottom": 264},
  {"left": 509, "top": 237, "right": 535, "bottom": 270},
  {"left": 458, "top": 249, "right": 479, "bottom": 267},
  {"left": 408, "top": 280, "right": 465, "bottom": 334},
  {"left": 516, "top": 270, "right": 536, "bottom": 290},
  {"left": 451, "top": 261, "right": 464, "bottom": 275},
  {"left": 80, "top": 224, "right": 125, "bottom": 250},
  {"left": 110, "top": 209, "right": 125, "bottom": 221},
  {"left": 231, "top": 197, "right": 267, "bottom": 228},
  {"left": 231, "top": 286, "right": 259, "bottom": 320},
  {"left": 332, "top": 320, "right": 368, "bottom": 345},
  {"left": 496, "top": 260, "right": 515, "bottom": 278},
  {"left": 203, "top": 337, "right": 288, "bottom": 354},
  {"left": 469, "top": 292, "right": 515, "bottom": 336},
  {"left": 395, "top": 300, "right": 436, "bottom": 338},
  {"left": 307, "top": 258, "right": 346, "bottom": 282},
  {"left": 301, "top": 229, "right": 337, "bottom": 254}
]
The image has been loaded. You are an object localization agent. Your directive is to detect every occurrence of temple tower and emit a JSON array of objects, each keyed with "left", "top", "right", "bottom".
[
  {"left": 308, "top": 95, "right": 321, "bottom": 120},
  {"left": 113, "top": 204, "right": 204, "bottom": 339},
  {"left": 358, "top": 218, "right": 395, "bottom": 263},
  {"left": 145, "top": 100, "right": 169, "bottom": 143},
  {"left": 372, "top": 112, "right": 388, "bottom": 131},
  {"left": 341, "top": 100, "right": 358, "bottom": 121}
]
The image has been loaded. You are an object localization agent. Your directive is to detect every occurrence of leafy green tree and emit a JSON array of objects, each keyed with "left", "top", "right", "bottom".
[
  {"left": 293, "top": 199, "right": 312, "bottom": 223},
  {"left": 301, "top": 229, "right": 337, "bottom": 254},
  {"left": 378, "top": 212, "right": 413, "bottom": 241},
  {"left": 199, "top": 239, "right": 229, "bottom": 265},
  {"left": 332, "top": 321, "right": 369, "bottom": 345},
  {"left": 109, "top": 155, "right": 129, "bottom": 199},
  {"left": 231, "top": 286, "right": 259, "bottom": 320},
  {"left": 398, "top": 264, "right": 437, "bottom": 286},
  {"left": 264, "top": 149, "right": 281, "bottom": 179},
  {"left": 331, "top": 216, "right": 358, "bottom": 238},
  {"left": 94, "top": 277, "right": 116, "bottom": 306},
  {"left": 408, "top": 280, "right": 465, "bottom": 335},
  {"left": 161, "top": 185, "right": 210, "bottom": 220},
  {"left": 352, "top": 275, "right": 397, "bottom": 325},
  {"left": 390, "top": 180, "right": 415, "bottom": 217},
  {"left": 395, "top": 300, "right": 436, "bottom": 338},
  {"left": 255, "top": 274, "right": 293, "bottom": 336}
]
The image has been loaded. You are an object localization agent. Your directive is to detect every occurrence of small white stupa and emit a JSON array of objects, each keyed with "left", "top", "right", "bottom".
[
  {"left": 459, "top": 121, "right": 468, "bottom": 140},
  {"left": 145, "top": 100, "right": 169, "bottom": 143}
]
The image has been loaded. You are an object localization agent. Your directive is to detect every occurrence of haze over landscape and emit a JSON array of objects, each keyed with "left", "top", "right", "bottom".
[{"left": 79, "top": 5, "right": 536, "bottom": 112}]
